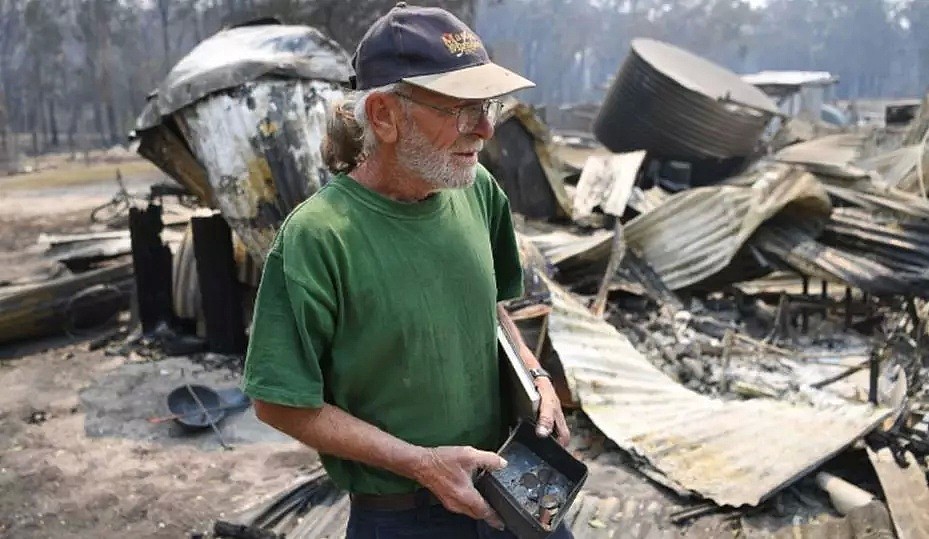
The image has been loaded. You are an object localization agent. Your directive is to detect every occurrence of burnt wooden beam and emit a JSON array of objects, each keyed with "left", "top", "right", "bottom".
[
  {"left": 129, "top": 204, "right": 174, "bottom": 333},
  {"left": 191, "top": 214, "right": 246, "bottom": 354}
]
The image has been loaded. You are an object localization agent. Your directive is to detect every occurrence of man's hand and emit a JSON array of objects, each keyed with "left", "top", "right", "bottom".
[
  {"left": 412, "top": 446, "right": 507, "bottom": 530},
  {"left": 535, "top": 377, "right": 570, "bottom": 446}
]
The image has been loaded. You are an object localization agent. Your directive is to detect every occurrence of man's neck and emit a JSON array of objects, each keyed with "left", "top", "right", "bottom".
[{"left": 349, "top": 155, "right": 435, "bottom": 203}]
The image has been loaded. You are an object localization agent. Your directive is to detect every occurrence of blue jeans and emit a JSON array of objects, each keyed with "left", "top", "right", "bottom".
[{"left": 346, "top": 503, "right": 575, "bottom": 539}]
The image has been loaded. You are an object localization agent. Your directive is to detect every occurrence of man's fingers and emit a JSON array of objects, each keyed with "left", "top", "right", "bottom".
[
  {"left": 465, "top": 490, "right": 504, "bottom": 530},
  {"left": 469, "top": 448, "right": 508, "bottom": 471},
  {"left": 484, "top": 510, "right": 505, "bottom": 531},
  {"left": 555, "top": 412, "right": 571, "bottom": 446},
  {"left": 536, "top": 399, "right": 555, "bottom": 437}
]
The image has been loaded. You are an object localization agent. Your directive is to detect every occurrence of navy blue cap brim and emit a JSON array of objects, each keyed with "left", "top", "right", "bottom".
[{"left": 401, "top": 62, "right": 534, "bottom": 100}]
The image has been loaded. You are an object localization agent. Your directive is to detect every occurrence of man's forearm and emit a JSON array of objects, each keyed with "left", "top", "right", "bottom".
[{"left": 254, "top": 400, "right": 427, "bottom": 481}]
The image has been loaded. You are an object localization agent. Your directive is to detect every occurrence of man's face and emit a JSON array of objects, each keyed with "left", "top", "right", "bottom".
[{"left": 393, "top": 86, "right": 495, "bottom": 190}]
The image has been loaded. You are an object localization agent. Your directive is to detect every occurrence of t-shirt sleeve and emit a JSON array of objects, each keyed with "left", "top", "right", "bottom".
[
  {"left": 241, "top": 225, "right": 337, "bottom": 408},
  {"left": 479, "top": 165, "right": 524, "bottom": 302}
]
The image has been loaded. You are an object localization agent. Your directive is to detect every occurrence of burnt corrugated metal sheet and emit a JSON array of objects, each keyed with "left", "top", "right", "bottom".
[
  {"left": 594, "top": 39, "right": 777, "bottom": 160},
  {"left": 774, "top": 132, "right": 874, "bottom": 178},
  {"left": 544, "top": 276, "right": 889, "bottom": 507},
  {"left": 753, "top": 220, "right": 929, "bottom": 297},
  {"left": 623, "top": 165, "right": 831, "bottom": 290},
  {"left": 746, "top": 182, "right": 929, "bottom": 296},
  {"left": 139, "top": 24, "right": 351, "bottom": 126},
  {"left": 171, "top": 225, "right": 201, "bottom": 322},
  {"left": 229, "top": 467, "right": 348, "bottom": 539},
  {"left": 133, "top": 24, "right": 351, "bottom": 260},
  {"left": 174, "top": 79, "right": 345, "bottom": 261}
]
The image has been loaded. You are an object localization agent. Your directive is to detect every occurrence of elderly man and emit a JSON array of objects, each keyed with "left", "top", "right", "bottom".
[{"left": 243, "top": 3, "right": 572, "bottom": 538}]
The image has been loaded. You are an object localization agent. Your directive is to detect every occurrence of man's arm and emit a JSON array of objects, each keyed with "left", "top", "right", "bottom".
[
  {"left": 496, "top": 303, "right": 571, "bottom": 446},
  {"left": 253, "top": 400, "right": 506, "bottom": 529}
]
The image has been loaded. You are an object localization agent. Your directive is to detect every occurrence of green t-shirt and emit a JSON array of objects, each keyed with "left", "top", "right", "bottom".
[{"left": 242, "top": 164, "right": 524, "bottom": 495}]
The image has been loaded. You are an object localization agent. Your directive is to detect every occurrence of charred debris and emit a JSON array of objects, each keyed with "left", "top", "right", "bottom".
[{"left": 3, "top": 21, "right": 929, "bottom": 539}]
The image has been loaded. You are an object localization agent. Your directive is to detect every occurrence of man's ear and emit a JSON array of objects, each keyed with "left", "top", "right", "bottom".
[{"left": 366, "top": 92, "right": 401, "bottom": 145}]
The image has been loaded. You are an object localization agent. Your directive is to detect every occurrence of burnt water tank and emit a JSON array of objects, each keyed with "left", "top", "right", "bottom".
[{"left": 594, "top": 39, "right": 778, "bottom": 160}]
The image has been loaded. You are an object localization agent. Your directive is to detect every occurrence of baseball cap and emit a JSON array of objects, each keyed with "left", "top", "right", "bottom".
[{"left": 351, "top": 2, "right": 534, "bottom": 99}]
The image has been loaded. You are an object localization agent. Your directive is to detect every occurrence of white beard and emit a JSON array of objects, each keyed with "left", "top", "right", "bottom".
[{"left": 396, "top": 118, "right": 483, "bottom": 190}]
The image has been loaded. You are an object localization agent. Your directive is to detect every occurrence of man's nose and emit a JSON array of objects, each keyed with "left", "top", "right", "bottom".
[{"left": 470, "top": 114, "right": 494, "bottom": 140}]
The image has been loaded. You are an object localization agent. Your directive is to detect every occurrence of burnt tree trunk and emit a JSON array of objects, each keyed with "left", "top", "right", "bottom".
[
  {"left": 106, "top": 100, "right": 119, "bottom": 146},
  {"left": 92, "top": 99, "right": 106, "bottom": 148},
  {"left": 48, "top": 99, "right": 59, "bottom": 147}
]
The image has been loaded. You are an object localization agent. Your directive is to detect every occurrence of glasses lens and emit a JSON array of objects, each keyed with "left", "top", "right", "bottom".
[
  {"left": 486, "top": 101, "right": 503, "bottom": 125},
  {"left": 457, "top": 101, "right": 502, "bottom": 133}
]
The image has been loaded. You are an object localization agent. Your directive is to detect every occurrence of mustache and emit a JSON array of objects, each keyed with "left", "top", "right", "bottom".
[{"left": 451, "top": 137, "right": 484, "bottom": 153}]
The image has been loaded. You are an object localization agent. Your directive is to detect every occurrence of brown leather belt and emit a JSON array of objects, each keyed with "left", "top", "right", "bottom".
[{"left": 350, "top": 489, "right": 443, "bottom": 511}]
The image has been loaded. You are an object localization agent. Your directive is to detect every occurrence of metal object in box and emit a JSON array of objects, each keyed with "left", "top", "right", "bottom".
[{"left": 476, "top": 420, "right": 588, "bottom": 538}]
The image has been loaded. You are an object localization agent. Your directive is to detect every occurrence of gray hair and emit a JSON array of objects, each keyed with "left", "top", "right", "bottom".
[
  {"left": 354, "top": 83, "right": 402, "bottom": 156},
  {"left": 321, "top": 83, "right": 403, "bottom": 174}
]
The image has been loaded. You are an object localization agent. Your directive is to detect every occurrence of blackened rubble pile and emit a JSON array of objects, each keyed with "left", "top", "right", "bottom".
[
  {"left": 121, "top": 25, "right": 929, "bottom": 539},
  {"left": 497, "top": 38, "right": 929, "bottom": 538}
]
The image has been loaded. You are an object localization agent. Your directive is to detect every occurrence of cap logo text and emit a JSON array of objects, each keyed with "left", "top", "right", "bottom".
[{"left": 441, "top": 31, "right": 482, "bottom": 57}]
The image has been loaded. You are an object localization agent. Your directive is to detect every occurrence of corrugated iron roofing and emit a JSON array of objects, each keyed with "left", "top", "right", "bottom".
[
  {"left": 753, "top": 218, "right": 929, "bottom": 297},
  {"left": 623, "top": 165, "right": 830, "bottom": 290},
  {"left": 594, "top": 39, "right": 777, "bottom": 160},
  {"left": 544, "top": 276, "right": 889, "bottom": 507},
  {"left": 774, "top": 132, "right": 875, "bottom": 178}
]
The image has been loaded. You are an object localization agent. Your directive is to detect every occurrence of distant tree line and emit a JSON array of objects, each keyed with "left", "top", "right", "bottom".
[
  {"left": 0, "top": 0, "right": 925, "bottom": 158},
  {"left": 477, "top": 0, "right": 928, "bottom": 108},
  {"left": 0, "top": 0, "right": 473, "bottom": 160}
]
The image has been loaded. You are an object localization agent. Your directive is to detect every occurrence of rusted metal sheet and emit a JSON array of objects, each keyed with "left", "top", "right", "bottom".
[
  {"left": 174, "top": 78, "right": 345, "bottom": 261},
  {"left": 544, "top": 276, "right": 889, "bottom": 507},
  {"left": 135, "top": 119, "right": 215, "bottom": 206},
  {"left": 594, "top": 39, "right": 778, "bottom": 160},
  {"left": 623, "top": 165, "right": 831, "bottom": 290},
  {"left": 867, "top": 447, "right": 929, "bottom": 539},
  {"left": 133, "top": 24, "right": 352, "bottom": 260},
  {"left": 0, "top": 261, "right": 134, "bottom": 345}
]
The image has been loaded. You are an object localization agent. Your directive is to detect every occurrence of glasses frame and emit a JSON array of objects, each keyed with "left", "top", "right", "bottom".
[{"left": 394, "top": 92, "right": 503, "bottom": 133}]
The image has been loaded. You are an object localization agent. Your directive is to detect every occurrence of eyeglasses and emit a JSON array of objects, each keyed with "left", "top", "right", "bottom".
[{"left": 394, "top": 92, "right": 504, "bottom": 133}]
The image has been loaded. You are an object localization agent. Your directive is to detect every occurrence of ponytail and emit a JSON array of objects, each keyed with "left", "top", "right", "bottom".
[{"left": 321, "top": 98, "right": 365, "bottom": 174}]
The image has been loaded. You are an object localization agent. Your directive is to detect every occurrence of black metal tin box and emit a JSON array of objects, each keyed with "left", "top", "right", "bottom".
[{"left": 476, "top": 420, "right": 588, "bottom": 538}]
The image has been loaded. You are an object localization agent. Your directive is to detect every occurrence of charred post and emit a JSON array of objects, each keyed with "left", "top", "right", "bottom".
[
  {"left": 191, "top": 214, "right": 246, "bottom": 355},
  {"left": 129, "top": 204, "right": 175, "bottom": 333}
]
